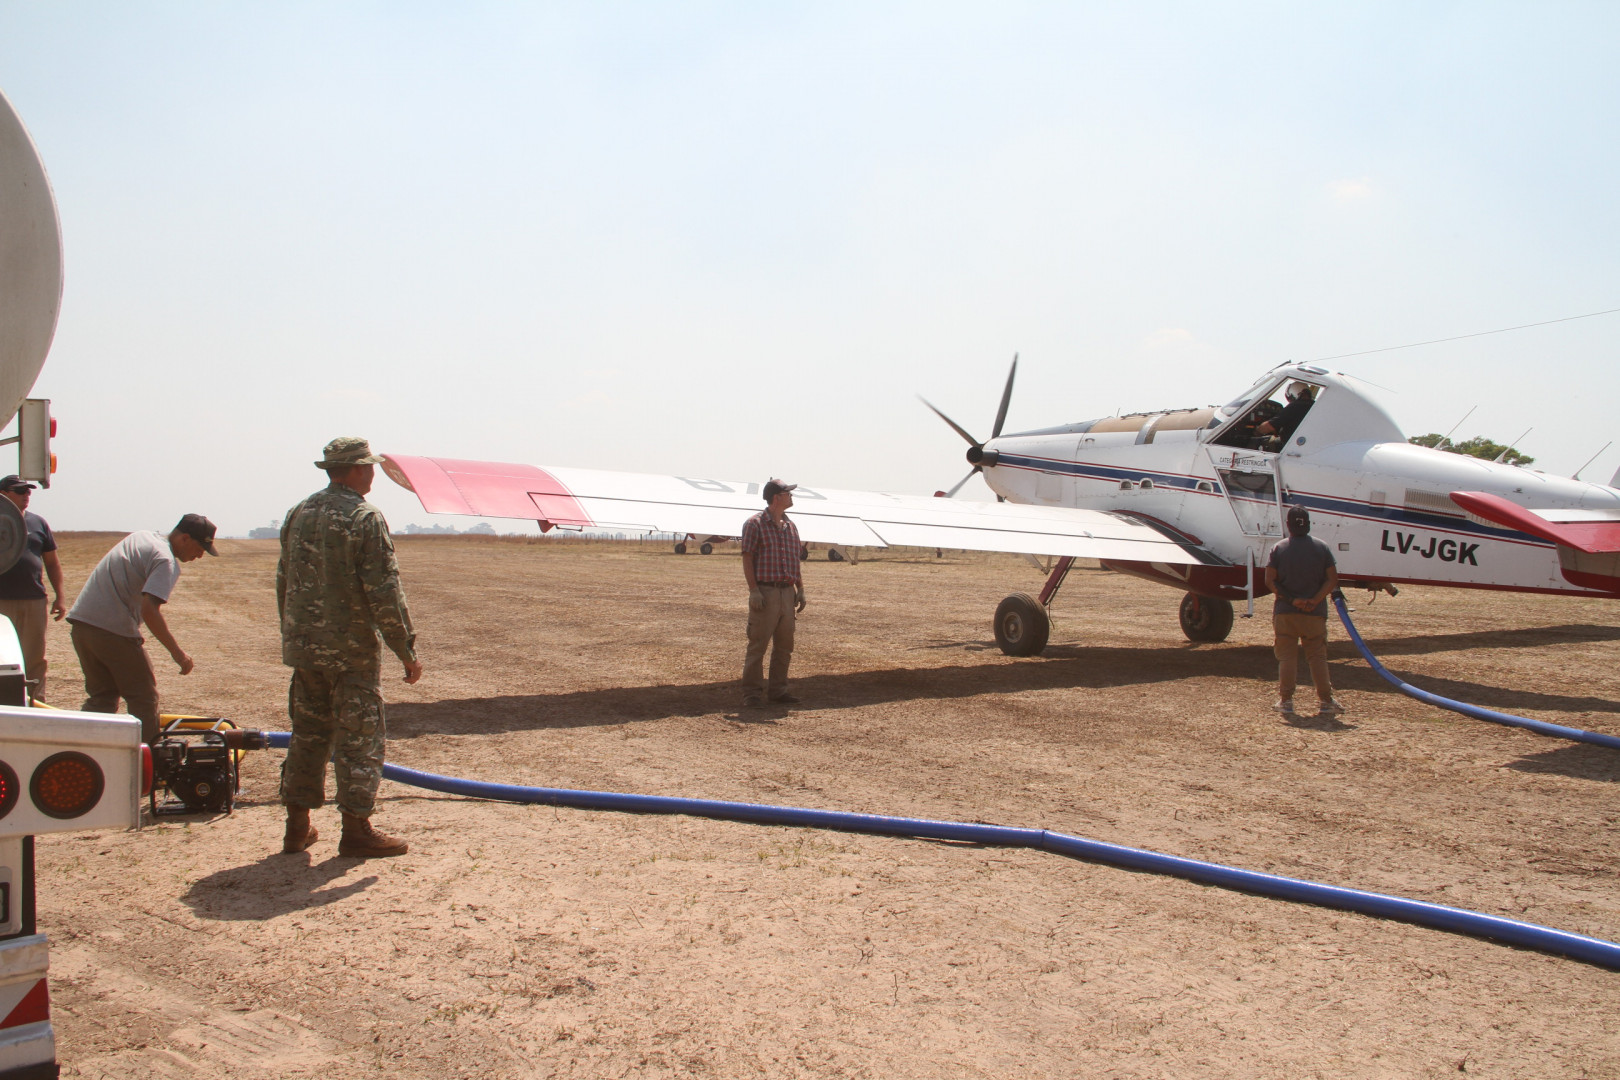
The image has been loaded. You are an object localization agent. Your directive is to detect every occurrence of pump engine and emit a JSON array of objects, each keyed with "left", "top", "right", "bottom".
[{"left": 148, "top": 719, "right": 269, "bottom": 816}]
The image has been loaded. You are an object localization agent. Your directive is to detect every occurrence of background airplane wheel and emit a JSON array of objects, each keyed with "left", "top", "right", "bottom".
[
  {"left": 993, "top": 593, "right": 1050, "bottom": 656},
  {"left": 1179, "top": 592, "right": 1234, "bottom": 642},
  {"left": 827, "top": 548, "right": 844, "bottom": 562},
  {"left": 673, "top": 542, "right": 687, "bottom": 555},
  {"left": 699, "top": 542, "right": 713, "bottom": 555}
]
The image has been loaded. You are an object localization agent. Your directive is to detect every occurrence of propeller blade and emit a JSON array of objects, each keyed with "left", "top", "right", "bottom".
[
  {"left": 945, "top": 467, "right": 979, "bottom": 498},
  {"left": 917, "top": 396, "right": 982, "bottom": 448},
  {"left": 990, "top": 353, "right": 1018, "bottom": 439}
]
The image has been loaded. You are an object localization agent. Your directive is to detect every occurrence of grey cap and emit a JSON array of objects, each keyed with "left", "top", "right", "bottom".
[
  {"left": 316, "top": 437, "right": 385, "bottom": 470},
  {"left": 762, "top": 478, "right": 797, "bottom": 502}
]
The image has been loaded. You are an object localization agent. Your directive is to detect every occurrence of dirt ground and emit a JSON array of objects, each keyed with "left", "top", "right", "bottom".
[{"left": 31, "top": 532, "right": 1620, "bottom": 1079}]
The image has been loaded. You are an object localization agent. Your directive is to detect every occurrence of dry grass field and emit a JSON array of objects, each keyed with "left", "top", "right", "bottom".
[{"left": 32, "top": 532, "right": 1620, "bottom": 1079}]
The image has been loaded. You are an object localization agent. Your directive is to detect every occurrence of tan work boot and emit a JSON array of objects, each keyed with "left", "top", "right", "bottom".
[
  {"left": 282, "top": 806, "right": 319, "bottom": 854},
  {"left": 338, "top": 813, "right": 408, "bottom": 858}
]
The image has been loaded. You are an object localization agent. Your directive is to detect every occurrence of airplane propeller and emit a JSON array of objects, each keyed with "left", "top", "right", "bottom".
[{"left": 920, "top": 354, "right": 1017, "bottom": 499}]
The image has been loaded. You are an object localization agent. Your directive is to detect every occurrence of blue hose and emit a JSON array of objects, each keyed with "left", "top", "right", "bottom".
[
  {"left": 265, "top": 731, "right": 1620, "bottom": 968},
  {"left": 1332, "top": 594, "right": 1620, "bottom": 751}
]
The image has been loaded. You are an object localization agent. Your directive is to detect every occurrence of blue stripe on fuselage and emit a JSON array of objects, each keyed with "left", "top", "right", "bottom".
[
  {"left": 997, "top": 454, "right": 1550, "bottom": 547},
  {"left": 999, "top": 454, "right": 1211, "bottom": 492}
]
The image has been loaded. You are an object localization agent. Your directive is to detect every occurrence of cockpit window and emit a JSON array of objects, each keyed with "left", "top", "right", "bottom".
[
  {"left": 1211, "top": 379, "right": 1322, "bottom": 450},
  {"left": 1218, "top": 377, "right": 1281, "bottom": 419}
]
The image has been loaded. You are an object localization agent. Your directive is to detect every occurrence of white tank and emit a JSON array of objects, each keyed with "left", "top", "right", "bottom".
[{"left": 0, "top": 88, "right": 62, "bottom": 428}]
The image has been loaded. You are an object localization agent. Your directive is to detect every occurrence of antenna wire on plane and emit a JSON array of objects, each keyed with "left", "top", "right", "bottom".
[{"left": 1313, "top": 305, "right": 1620, "bottom": 362}]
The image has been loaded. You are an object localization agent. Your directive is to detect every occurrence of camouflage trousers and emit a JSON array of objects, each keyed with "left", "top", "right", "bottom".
[{"left": 280, "top": 666, "right": 387, "bottom": 818}]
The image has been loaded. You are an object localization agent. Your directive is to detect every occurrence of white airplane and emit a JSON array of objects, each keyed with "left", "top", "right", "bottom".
[{"left": 382, "top": 360, "right": 1620, "bottom": 654}]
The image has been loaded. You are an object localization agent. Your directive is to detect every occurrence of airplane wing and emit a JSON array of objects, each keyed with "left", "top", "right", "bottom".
[
  {"left": 381, "top": 455, "right": 1205, "bottom": 564},
  {"left": 1450, "top": 492, "right": 1620, "bottom": 553}
]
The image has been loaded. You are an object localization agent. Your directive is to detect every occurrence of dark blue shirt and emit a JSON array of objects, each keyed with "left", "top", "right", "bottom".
[
  {"left": 0, "top": 511, "right": 55, "bottom": 601},
  {"left": 1268, "top": 534, "right": 1335, "bottom": 616}
]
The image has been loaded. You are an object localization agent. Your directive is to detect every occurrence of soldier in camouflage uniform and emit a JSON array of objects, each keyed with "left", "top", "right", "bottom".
[{"left": 278, "top": 437, "right": 423, "bottom": 857}]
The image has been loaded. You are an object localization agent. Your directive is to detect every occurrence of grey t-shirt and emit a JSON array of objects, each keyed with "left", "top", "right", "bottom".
[
  {"left": 67, "top": 531, "right": 182, "bottom": 639},
  {"left": 1268, "top": 534, "right": 1335, "bottom": 616}
]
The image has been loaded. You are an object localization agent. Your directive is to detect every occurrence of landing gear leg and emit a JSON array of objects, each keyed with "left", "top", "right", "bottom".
[
  {"left": 993, "top": 556, "right": 1073, "bottom": 656},
  {"left": 1038, "top": 556, "right": 1075, "bottom": 606}
]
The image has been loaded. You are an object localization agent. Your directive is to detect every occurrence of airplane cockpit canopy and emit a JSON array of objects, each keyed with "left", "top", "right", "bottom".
[
  {"left": 1211, "top": 374, "right": 1316, "bottom": 450},
  {"left": 1208, "top": 365, "right": 1404, "bottom": 452},
  {"left": 1216, "top": 374, "right": 1285, "bottom": 422},
  {"left": 995, "top": 364, "right": 1404, "bottom": 452}
]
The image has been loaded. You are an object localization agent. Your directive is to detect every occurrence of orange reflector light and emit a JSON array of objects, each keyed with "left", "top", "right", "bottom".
[
  {"left": 31, "top": 752, "right": 104, "bottom": 819},
  {"left": 0, "top": 761, "right": 16, "bottom": 821},
  {"left": 48, "top": 453, "right": 56, "bottom": 475}
]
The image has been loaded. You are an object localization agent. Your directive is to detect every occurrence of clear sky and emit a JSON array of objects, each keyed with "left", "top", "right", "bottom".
[{"left": 2, "top": 2, "right": 1618, "bottom": 535}]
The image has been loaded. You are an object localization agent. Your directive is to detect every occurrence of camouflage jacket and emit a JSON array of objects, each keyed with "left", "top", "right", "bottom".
[{"left": 277, "top": 483, "right": 416, "bottom": 674}]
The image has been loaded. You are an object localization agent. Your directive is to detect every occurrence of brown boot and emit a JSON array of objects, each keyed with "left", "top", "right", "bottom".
[
  {"left": 338, "top": 813, "right": 408, "bottom": 858},
  {"left": 282, "top": 806, "right": 319, "bottom": 854}
]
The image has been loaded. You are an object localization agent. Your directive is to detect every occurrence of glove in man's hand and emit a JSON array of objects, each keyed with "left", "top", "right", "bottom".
[
  {"left": 795, "top": 588, "right": 807, "bottom": 613},
  {"left": 748, "top": 588, "right": 764, "bottom": 612}
]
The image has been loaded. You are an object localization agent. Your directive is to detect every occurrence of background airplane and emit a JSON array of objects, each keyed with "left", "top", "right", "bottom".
[{"left": 382, "top": 360, "right": 1620, "bottom": 655}]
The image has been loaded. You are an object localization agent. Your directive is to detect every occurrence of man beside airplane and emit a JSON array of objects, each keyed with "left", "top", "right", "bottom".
[
  {"left": 66, "top": 514, "right": 217, "bottom": 744},
  {"left": 740, "top": 478, "right": 805, "bottom": 708},
  {"left": 278, "top": 437, "right": 421, "bottom": 858},
  {"left": 1265, "top": 506, "right": 1345, "bottom": 718},
  {"left": 0, "top": 474, "right": 64, "bottom": 701}
]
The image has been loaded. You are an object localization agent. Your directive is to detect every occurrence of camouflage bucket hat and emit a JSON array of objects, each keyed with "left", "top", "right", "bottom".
[{"left": 316, "top": 436, "right": 385, "bottom": 470}]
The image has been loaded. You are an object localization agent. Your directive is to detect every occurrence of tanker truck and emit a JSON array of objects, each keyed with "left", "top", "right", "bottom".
[{"left": 0, "top": 87, "right": 143, "bottom": 1080}]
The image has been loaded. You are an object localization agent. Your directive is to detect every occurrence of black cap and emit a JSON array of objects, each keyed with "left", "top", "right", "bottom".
[
  {"left": 762, "top": 478, "right": 797, "bottom": 502},
  {"left": 174, "top": 513, "right": 219, "bottom": 555},
  {"left": 1286, "top": 505, "right": 1311, "bottom": 534},
  {"left": 0, "top": 475, "right": 37, "bottom": 494}
]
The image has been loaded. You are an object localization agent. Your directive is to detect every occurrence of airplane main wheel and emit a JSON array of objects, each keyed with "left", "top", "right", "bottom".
[
  {"left": 827, "top": 548, "right": 844, "bottom": 562},
  {"left": 1179, "top": 592, "right": 1234, "bottom": 643},
  {"left": 994, "top": 593, "right": 1050, "bottom": 656},
  {"left": 674, "top": 542, "right": 687, "bottom": 555},
  {"left": 700, "top": 542, "right": 713, "bottom": 555}
]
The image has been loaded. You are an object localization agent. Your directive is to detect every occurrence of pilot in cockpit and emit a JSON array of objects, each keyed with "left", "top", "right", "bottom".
[
  {"left": 1250, "top": 382, "right": 1315, "bottom": 446},
  {"left": 1250, "top": 381, "right": 1316, "bottom": 450}
]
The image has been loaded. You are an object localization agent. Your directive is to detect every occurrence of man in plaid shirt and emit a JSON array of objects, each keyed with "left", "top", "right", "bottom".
[{"left": 740, "top": 478, "right": 806, "bottom": 707}]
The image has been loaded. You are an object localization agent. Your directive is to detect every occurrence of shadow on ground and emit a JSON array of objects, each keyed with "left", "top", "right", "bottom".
[
  {"left": 1506, "top": 743, "right": 1620, "bottom": 783},
  {"left": 389, "top": 632, "right": 1620, "bottom": 737},
  {"left": 181, "top": 852, "right": 377, "bottom": 921}
]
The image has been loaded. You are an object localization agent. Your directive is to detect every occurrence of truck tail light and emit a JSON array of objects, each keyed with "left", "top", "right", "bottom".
[
  {"left": 140, "top": 744, "right": 153, "bottom": 797},
  {"left": 0, "top": 761, "right": 16, "bottom": 821},
  {"left": 30, "top": 752, "right": 104, "bottom": 819}
]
